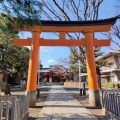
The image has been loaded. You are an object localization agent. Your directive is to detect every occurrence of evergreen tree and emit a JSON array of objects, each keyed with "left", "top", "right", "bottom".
[
  {"left": 0, "top": 33, "right": 30, "bottom": 78},
  {"left": 0, "top": 0, "right": 42, "bottom": 33}
]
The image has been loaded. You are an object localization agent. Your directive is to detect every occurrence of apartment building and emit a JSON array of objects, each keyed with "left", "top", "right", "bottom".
[{"left": 98, "top": 48, "right": 120, "bottom": 82}]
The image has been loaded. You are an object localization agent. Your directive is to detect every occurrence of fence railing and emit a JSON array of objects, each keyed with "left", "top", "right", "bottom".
[
  {"left": 102, "top": 90, "right": 120, "bottom": 120},
  {"left": 0, "top": 95, "right": 29, "bottom": 120}
]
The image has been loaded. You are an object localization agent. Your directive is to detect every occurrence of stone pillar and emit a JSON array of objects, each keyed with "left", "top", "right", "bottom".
[
  {"left": 84, "top": 31, "right": 101, "bottom": 107},
  {"left": 26, "top": 26, "right": 41, "bottom": 107}
]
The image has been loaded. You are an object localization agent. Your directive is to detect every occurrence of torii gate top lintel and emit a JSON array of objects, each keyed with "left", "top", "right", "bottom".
[{"left": 13, "top": 16, "right": 117, "bottom": 32}]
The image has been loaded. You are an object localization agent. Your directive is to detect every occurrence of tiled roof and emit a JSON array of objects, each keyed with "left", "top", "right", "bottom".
[
  {"left": 38, "top": 65, "right": 67, "bottom": 73},
  {"left": 96, "top": 47, "right": 120, "bottom": 61}
]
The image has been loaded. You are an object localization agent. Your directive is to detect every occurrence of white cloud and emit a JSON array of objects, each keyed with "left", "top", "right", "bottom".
[
  {"left": 48, "top": 59, "right": 54, "bottom": 63},
  {"left": 49, "top": 47, "right": 53, "bottom": 51},
  {"left": 41, "top": 47, "right": 54, "bottom": 52},
  {"left": 44, "top": 49, "right": 49, "bottom": 52}
]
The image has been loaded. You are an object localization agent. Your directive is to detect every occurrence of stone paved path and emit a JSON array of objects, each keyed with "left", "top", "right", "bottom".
[{"left": 38, "top": 86, "right": 98, "bottom": 120}]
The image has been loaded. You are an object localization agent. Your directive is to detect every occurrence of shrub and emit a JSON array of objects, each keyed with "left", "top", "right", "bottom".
[
  {"left": 102, "top": 82, "right": 114, "bottom": 88},
  {"left": 85, "top": 81, "right": 88, "bottom": 85}
]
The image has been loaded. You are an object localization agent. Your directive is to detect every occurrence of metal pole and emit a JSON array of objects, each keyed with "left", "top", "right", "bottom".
[
  {"left": 38, "top": 47, "right": 40, "bottom": 88},
  {"left": 78, "top": 47, "right": 81, "bottom": 83},
  {"left": 37, "top": 47, "right": 40, "bottom": 98},
  {"left": 78, "top": 47, "right": 82, "bottom": 96}
]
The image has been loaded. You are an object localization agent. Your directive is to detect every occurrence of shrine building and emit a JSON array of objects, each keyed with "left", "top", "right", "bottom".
[{"left": 38, "top": 65, "right": 66, "bottom": 83}]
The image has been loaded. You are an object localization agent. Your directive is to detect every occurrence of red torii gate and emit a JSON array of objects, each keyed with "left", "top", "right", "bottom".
[{"left": 13, "top": 17, "right": 117, "bottom": 107}]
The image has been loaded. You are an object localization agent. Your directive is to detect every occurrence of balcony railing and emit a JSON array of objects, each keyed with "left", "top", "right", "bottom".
[{"left": 100, "top": 64, "right": 120, "bottom": 71}]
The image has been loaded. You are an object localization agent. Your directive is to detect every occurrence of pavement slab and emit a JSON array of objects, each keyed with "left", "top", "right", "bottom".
[{"left": 38, "top": 86, "right": 98, "bottom": 120}]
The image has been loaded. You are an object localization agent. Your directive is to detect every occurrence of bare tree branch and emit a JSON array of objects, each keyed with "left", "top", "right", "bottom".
[
  {"left": 53, "top": 0, "right": 70, "bottom": 21},
  {"left": 102, "top": 31, "right": 120, "bottom": 48},
  {"left": 83, "top": 0, "right": 89, "bottom": 20},
  {"left": 41, "top": 0, "right": 104, "bottom": 69}
]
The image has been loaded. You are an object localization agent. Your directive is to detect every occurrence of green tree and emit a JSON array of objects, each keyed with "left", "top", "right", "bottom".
[
  {"left": 0, "top": 0, "right": 42, "bottom": 33},
  {"left": 0, "top": 33, "right": 30, "bottom": 78}
]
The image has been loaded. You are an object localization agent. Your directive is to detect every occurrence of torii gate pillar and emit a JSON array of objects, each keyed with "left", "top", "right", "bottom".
[
  {"left": 26, "top": 26, "right": 41, "bottom": 107},
  {"left": 84, "top": 31, "right": 100, "bottom": 106}
]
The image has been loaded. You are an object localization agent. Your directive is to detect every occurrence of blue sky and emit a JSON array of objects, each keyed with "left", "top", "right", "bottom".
[{"left": 18, "top": 0, "right": 119, "bottom": 68}]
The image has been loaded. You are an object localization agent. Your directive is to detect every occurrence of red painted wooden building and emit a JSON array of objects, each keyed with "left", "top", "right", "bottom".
[{"left": 38, "top": 65, "right": 66, "bottom": 83}]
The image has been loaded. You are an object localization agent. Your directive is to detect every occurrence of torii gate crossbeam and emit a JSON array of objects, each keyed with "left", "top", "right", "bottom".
[{"left": 13, "top": 17, "right": 118, "bottom": 107}]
